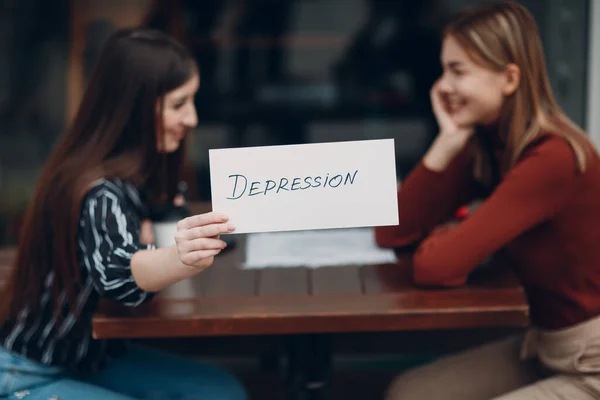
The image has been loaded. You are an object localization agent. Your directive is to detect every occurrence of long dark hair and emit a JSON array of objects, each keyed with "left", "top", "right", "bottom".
[{"left": 0, "top": 28, "right": 197, "bottom": 324}]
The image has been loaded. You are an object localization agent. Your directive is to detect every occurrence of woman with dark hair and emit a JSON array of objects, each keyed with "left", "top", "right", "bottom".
[{"left": 0, "top": 28, "right": 246, "bottom": 399}]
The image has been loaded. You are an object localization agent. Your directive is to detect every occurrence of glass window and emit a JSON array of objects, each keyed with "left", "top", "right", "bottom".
[{"left": 0, "top": 0, "right": 592, "bottom": 245}]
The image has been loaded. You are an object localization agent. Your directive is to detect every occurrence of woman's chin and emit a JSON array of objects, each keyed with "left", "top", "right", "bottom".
[
  {"left": 162, "top": 141, "right": 181, "bottom": 153},
  {"left": 451, "top": 112, "right": 477, "bottom": 129}
]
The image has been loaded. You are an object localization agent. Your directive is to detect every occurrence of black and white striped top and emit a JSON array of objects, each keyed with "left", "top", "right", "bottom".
[{"left": 0, "top": 179, "right": 156, "bottom": 372}]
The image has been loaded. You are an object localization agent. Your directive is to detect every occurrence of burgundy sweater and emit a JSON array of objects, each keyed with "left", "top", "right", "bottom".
[{"left": 375, "top": 134, "right": 600, "bottom": 329}]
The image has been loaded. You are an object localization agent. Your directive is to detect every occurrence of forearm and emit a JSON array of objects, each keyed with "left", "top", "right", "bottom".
[
  {"left": 423, "top": 134, "right": 468, "bottom": 172},
  {"left": 413, "top": 137, "right": 577, "bottom": 287},
  {"left": 131, "top": 246, "right": 205, "bottom": 292},
  {"left": 378, "top": 143, "right": 477, "bottom": 244}
]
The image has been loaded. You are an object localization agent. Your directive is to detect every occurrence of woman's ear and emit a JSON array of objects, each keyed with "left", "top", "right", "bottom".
[{"left": 502, "top": 63, "right": 520, "bottom": 96}]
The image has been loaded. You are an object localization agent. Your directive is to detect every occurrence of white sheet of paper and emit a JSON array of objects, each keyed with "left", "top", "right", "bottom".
[
  {"left": 209, "top": 139, "right": 398, "bottom": 234},
  {"left": 244, "top": 228, "right": 397, "bottom": 269}
]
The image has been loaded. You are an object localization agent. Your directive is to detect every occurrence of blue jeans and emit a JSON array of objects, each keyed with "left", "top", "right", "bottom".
[{"left": 0, "top": 344, "right": 247, "bottom": 399}]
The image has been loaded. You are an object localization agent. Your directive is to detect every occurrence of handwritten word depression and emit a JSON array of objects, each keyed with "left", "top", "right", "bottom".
[{"left": 226, "top": 170, "right": 359, "bottom": 200}]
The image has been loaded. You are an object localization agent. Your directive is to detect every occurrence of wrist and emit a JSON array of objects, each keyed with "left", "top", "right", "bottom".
[
  {"left": 423, "top": 135, "right": 464, "bottom": 171},
  {"left": 168, "top": 245, "right": 197, "bottom": 278},
  {"left": 168, "top": 245, "right": 183, "bottom": 267},
  {"left": 169, "top": 245, "right": 212, "bottom": 278}
]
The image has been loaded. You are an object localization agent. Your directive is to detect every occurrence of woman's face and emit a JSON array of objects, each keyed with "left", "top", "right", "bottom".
[
  {"left": 158, "top": 73, "right": 200, "bottom": 153},
  {"left": 437, "top": 35, "right": 512, "bottom": 128}
]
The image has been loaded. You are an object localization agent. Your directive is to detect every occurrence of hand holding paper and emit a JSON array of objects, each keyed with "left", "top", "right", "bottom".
[{"left": 174, "top": 212, "right": 235, "bottom": 268}]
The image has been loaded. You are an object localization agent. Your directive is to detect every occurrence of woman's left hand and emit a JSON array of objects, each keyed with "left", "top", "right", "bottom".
[{"left": 174, "top": 212, "right": 235, "bottom": 270}]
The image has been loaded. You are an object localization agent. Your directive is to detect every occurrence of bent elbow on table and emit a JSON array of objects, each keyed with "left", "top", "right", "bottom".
[{"left": 411, "top": 251, "right": 469, "bottom": 288}]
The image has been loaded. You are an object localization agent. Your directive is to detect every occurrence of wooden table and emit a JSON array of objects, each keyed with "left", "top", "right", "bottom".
[
  {"left": 92, "top": 236, "right": 529, "bottom": 339},
  {"left": 87, "top": 202, "right": 529, "bottom": 339},
  {"left": 0, "top": 243, "right": 530, "bottom": 337},
  {"left": 91, "top": 230, "right": 527, "bottom": 399},
  {"left": 0, "top": 207, "right": 530, "bottom": 400}
]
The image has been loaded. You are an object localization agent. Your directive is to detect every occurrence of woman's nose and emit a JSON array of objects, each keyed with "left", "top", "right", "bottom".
[
  {"left": 437, "top": 75, "right": 454, "bottom": 94},
  {"left": 183, "top": 106, "right": 198, "bottom": 128}
]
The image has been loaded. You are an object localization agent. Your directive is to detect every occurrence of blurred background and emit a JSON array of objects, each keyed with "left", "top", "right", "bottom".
[{"left": 0, "top": 0, "right": 594, "bottom": 246}]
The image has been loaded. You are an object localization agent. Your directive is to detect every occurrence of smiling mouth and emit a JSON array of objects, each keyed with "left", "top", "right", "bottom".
[{"left": 445, "top": 100, "right": 466, "bottom": 114}]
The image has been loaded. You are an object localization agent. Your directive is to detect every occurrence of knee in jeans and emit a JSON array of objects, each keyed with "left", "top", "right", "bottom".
[
  {"left": 210, "top": 370, "right": 247, "bottom": 400},
  {"left": 220, "top": 381, "right": 247, "bottom": 400},
  {"left": 0, "top": 371, "right": 15, "bottom": 397}
]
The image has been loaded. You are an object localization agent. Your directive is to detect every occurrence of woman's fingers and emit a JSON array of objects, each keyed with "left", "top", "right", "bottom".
[
  {"left": 429, "top": 80, "right": 444, "bottom": 113},
  {"left": 179, "top": 249, "right": 220, "bottom": 267},
  {"left": 430, "top": 79, "right": 463, "bottom": 135},
  {"left": 181, "top": 237, "right": 227, "bottom": 253},
  {"left": 178, "top": 212, "right": 229, "bottom": 230},
  {"left": 174, "top": 212, "right": 235, "bottom": 269},
  {"left": 431, "top": 87, "right": 452, "bottom": 127},
  {"left": 177, "top": 223, "right": 234, "bottom": 242}
]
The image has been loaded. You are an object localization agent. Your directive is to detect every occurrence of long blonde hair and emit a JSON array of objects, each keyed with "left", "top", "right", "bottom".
[{"left": 445, "top": 1, "right": 594, "bottom": 173}]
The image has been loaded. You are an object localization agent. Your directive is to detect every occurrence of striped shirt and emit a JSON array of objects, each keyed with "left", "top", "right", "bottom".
[{"left": 0, "top": 179, "right": 156, "bottom": 372}]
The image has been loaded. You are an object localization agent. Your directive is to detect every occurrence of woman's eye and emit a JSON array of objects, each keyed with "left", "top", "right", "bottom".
[{"left": 173, "top": 101, "right": 185, "bottom": 110}]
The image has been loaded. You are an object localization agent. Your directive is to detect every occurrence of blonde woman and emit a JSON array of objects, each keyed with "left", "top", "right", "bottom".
[{"left": 376, "top": 2, "right": 600, "bottom": 399}]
